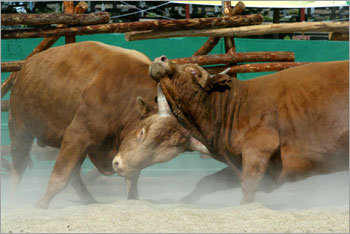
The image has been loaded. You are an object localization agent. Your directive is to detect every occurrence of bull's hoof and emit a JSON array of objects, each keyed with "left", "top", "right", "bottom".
[
  {"left": 35, "top": 200, "right": 49, "bottom": 210},
  {"left": 179, "top": 195, "right": 196, "bottom": 204},
  {"left": 81, "top": 197, "right": 97, "bottom": 205},
  {"left": 126, "top": 194, "right": 139, "bottom": 200},
  {"left": 240, "top": 197, "right": 254, "bottom": 205}
]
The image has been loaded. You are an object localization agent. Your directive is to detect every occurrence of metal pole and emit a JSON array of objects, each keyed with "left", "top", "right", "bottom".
[{"left": 186, "top": 4, "right": 190, "bottom": 19}]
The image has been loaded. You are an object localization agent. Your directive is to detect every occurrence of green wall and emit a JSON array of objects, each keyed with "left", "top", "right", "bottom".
[{"left": 1, "top": 34, "right": 348, "bottom": 173}]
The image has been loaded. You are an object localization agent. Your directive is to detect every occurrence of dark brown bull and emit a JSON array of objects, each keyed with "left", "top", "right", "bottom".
[
  {"left": 150, "top": 57, "right": 349, "bottom": 204},
  {"left": 9, "top": 41, "right": 208, "bottom": 209}
]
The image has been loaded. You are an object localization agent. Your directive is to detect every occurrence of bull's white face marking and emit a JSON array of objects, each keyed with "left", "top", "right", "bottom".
[
  {"left": 112, "top": 155, "right": 123, "bottom": 174},
  {"left": 137, "top": 127, "right": 146, "bottom": 142}
]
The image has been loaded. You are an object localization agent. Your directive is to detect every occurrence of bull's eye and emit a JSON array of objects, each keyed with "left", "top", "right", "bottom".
[{"left": 190, "top": 70, "right": 198, "bottom": 77}]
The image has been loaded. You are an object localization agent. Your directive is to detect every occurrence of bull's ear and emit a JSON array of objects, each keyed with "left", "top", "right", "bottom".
[
  {"left": 202, "top": 74, "right": 232, "bottom": 92},
  {"left": 136, "top": 96, "right": 150, "bottom": 118}
]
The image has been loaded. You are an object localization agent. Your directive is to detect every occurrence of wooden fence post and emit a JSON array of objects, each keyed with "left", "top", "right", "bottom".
[{"left": 64, "top": 1, "right": 76, "bottom": 44}]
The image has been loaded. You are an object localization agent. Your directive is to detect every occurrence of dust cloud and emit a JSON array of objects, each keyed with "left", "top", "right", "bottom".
[{"left": 1, "top": 152, "right": 349, "bottom": 233}]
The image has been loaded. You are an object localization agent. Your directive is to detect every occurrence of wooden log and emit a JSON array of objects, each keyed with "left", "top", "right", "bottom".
[
  {"left": 191, "top": 2, "right": 245, "bottom": 57},
  {"left": 1, "top": 100, "right": 9, "bottom": 112},
  {"left": 223, "top": 1, "right": 233, "bottom": 16},
  {"left": 223, "top": 1, "right": 235, "bottom": 53},
  {"left": 205, "top": 62, "right": 311, "bottom": 74},
  {"left": 1, "top": 12, "right": 110, "bottom": 26},
  {"left": 224, "top": 1, "right": 245, "bottom": 79},
  {"left": 232, "top": 1, "right": 245, "bottom": 15},
  {"left": 193, "top": 37, "right": 220, "bottom": 56},
  {"left": 225, "top": 1, "right": 245, "bottom": 53},
  {"left": 65, "top": 1, "right": 90, "bottom": 44},
  {"left": 172, "top": 51, "right": 295, "bottom": 66},
  {"left": 328, "top": 31, "right": 349, "bottom": 41},
  {"left": 224, "top": 37, "right": 235, "bottom": 53},
  {"left": 64, "top": 1, "right": 76, "bottom": 44},
  {"left": 75, "top": 1, "right": 89, "bottom": 14},
  {"left": 64, "top": 1, "right": 74, "bottom": 14},
  {"left": 125, "top": 21, "right": 350, "bottom": 41},
  {"left": 0, "top": 2, "right": 88, "bottom": 98},
  {"left": 2, "top": 14, "right": 264, "bottom": 39},
  {"left": 1, "top": 61, "right": 25, "bottom": 73}
]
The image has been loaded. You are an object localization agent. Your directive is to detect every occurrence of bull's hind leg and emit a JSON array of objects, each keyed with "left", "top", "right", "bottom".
[
  {"left": 36, "top": 116, "right": 92, "bottom": 209},
  {"left": 8, "top": 114, "right": 34, "bottom": 196},
  {"left": 277, "top": 146, "right": 318, "bottom": 185},
  {"left": 180, "top": 167, "right": 240, "bottom": 203},
  {"left": 70, "top": 166, "right": 97, "bottom": 204}
]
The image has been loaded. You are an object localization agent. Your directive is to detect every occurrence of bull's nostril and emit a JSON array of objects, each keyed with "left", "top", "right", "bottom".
[
  {"left": 161, "top": 56, "right": 167, "bottom": 62},
  {"left": 114, "top": 161, "right": 119, "bottom": 167}
]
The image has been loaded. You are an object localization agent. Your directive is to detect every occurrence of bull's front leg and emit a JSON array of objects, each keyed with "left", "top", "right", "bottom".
[
  {"left": 125, "top": 170, "right": 140, "bottom": 200},
  {"left": 36, "top": 118, "right": 92, "bottom": 209},
  {"left": 70, "top": 166, "right": 97, "bottom": 205},
  {"left": 240, "top": 128, "right": 279, "bottom": 204}
]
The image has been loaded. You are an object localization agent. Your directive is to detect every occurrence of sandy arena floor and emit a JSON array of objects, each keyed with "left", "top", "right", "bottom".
[{"left": 1, "top": 164, "right": 349, "bottom": 233}]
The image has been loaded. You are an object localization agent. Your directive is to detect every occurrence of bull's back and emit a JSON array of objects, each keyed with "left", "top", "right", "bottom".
[{"left": 10, "top": 41, "right": 152, "bottom": 147}]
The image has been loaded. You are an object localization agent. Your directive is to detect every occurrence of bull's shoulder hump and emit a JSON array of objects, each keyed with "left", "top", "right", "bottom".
[
  {"left": 85, "top": 41, "right": 151, "bottom": 64},
  {"left": 26, "top": 41, "right": 151, "bottom": 65}
]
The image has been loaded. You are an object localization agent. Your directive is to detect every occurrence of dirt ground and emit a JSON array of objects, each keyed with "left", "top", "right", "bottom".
[{"left": 1, "top": 165, "right": 349, "bottom": 233}]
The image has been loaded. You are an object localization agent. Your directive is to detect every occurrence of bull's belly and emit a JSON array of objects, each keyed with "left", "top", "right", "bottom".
[
  {"left": 280, "top": 146, "right": 348, "bottom": 183},
  {"left": 10, "top": 82, "right": 81, "bottom": 148},
  {"left": 26, "top": 117, "right": 69, "bottom": 148},
  {"left": 10, "top": 99, "right": 77, "bottom": 148}
]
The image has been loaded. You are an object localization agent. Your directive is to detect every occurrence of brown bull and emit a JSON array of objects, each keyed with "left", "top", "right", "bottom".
[
  {"left": 150, "top": 57, "right": 349, "bottom": 204},
  {"left": 9, "top": 41, "right": 208, "bottom": 209}
]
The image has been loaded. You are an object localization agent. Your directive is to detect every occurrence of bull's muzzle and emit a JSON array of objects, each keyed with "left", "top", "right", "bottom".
[
  {"left": 149, "top": 55, "right": 174, "bottom": 82},
  {"left": 112, "top": 155, "right": 123, "bottom": 175}
]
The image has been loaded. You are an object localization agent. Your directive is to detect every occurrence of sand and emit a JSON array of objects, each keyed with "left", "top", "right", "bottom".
[
  {"left": 1, "top": 164, "right": 349, "bottom": 233},
  {"left": 2, "top": 200, "right": 349, "bottom": 233}
]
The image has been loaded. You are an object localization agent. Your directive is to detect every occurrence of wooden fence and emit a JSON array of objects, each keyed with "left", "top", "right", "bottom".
[{"left": 1, "top": 1, "right": 348, "bottom": 164}]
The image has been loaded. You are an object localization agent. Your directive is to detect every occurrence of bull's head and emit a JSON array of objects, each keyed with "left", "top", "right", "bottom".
[
  {"left": 112, "top": 94, "right": 209, "bottom": 178},
  {"left": 149, "top": 56, "right": 232, "bottom": 148}
]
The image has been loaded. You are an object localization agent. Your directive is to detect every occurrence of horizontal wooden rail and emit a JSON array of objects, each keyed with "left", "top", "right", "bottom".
[
  {"left": 1, "top": 12, "right": 110, "bottom": 26},
  {"left": 328, "top": 31, "right": 349, "bottom": 41},
  {"left": 1, "top": 14, "right": 263, "bottom": 39},
  {"left": 1, "top": 100, "right": 9, "bottom": 112},
  {"left": 172, "top": 51, "right": 295, "bottom": 66},
  {"left": 1, "top": 61, "right": 25, "bottom": 72},
  {"left": 205, "top": 62, "right": 311, "bottom": 74},
  {"left": 125, "top": 21, "right": 350, "bottom": 41}
]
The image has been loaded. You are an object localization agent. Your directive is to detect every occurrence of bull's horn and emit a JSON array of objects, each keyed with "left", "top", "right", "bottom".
[
  {"left": 157, "top": 83, "right": 172, "bottom": 117},
  {"left": 188, "top": 136, "right": 209, "bottom": 155},
  {"left": 209, "top": 68, "right": 231, "bottom": 78},
  {"left": 219, "top": 68, "right": 231, "bottom": 75}
]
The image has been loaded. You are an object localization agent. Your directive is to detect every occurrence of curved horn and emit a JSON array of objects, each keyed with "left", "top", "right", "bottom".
[
  {"left": 209, "top": 67, "right": 231, "bottom": 78},
  {"left": 220, "top": 67, "right": 231, "bottom": 75},
  {"left": 157, "top": 83, "right": 172, "bottom": 117}
]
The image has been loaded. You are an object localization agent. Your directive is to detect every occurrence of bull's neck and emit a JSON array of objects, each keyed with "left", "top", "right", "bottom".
[{"left": 189, "top": 79, "right": 246, "bottom": 154}]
